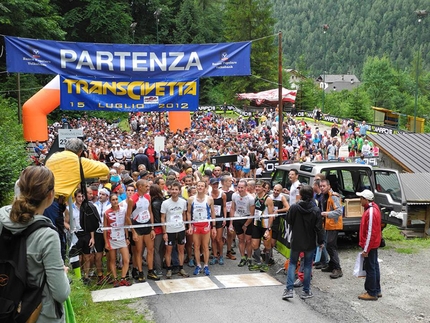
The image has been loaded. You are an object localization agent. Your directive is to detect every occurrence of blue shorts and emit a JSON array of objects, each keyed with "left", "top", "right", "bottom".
[
  {"left": 242, "top": 168, "right": 250, "bottom": 174},
  {"left": 235, "top": 165, "right": 243, "bottom": 171}
]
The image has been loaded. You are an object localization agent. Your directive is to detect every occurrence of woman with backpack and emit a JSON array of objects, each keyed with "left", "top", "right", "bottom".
[{"left": 0, "top": 166, "right": 70, "bottom": 322}]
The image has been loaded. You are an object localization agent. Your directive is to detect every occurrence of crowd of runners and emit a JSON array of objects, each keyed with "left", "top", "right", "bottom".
[{"left": 30, "top": 109, "right": 376, "bottom": 289}]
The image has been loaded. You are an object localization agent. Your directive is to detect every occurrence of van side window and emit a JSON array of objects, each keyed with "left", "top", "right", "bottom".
[
  {"left": 272, "top": 170, "right": 285, "bottom": 188},
  {"left": 374, "top": 171, "right": 402, "bottom": 203},
  {"left": 341, "top": 170, "right": 354, "bottom": 192}
]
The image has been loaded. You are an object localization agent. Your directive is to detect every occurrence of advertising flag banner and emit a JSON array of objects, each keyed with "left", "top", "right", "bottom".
[
  {"left": 60, "top": 76, "right": 199, "bottom": 112},
  {"left": 5, "top": 36, "right": 251, "bottom": 78}
]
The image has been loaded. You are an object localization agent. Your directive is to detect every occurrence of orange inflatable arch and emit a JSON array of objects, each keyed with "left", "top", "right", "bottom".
[{"left": 22, "top": 76, "right": 191, "bottom": 142}]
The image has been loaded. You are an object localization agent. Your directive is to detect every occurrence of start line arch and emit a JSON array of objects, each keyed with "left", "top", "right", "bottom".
[{"left": 23, "top": 75, "right": 191, "bottom": 142}]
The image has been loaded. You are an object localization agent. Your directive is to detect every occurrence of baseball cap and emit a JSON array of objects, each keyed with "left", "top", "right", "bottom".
[
  {"left": 356, "top": 189, "right": 374, "bottom": 201},
  {"left": 209, "top": 178, "right": 220, "bottom": 185}
]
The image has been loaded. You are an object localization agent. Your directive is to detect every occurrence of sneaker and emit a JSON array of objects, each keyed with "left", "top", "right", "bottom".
[
  {"left": 178, "top": 269, "right": 189, "bottom": 277},
  {"left": 193, "top": 266, "right": 202, "bottom": 275},
  {"left": 330, "top": 269, "right": 343, "bottom": 279},
  {"left": 259, "top": 264, "right": 268, "bottom": 272},
  {"left": 248, "top": 263, "right": 261, "bottom": 271},
  {"left": 81, "top": 277, "right": 91, "bottom": 286},
  {"left": 300, "top": 290, "right": 314, "bottom": 299},
  {"left": 218, "top": 256, "right": 225, "bottom": 266},
  {"left": 203, "top": 266, "right": 210, "bottom": 276},
  {"left": 238, "top": 257, "right": 247, "bottom": 267},
  {"left": 166, "top": 269, "right": 172, "bottom": 279},
  {"left": 96, "top": 275, "right": 105, "bottom": 286},
  {"left": 172, "top": 266, "right": 180, "bottom": 275},
  {"left": 246, "top": 258, "right": 252, "bottom": 266},
  {"left": 188, "top": 259, "right": 195, "bottom": 267},
  {"left": 315, "top": 263, "right": 326, "bottom": 270},
  {"left": 321, "top": 265, "right": 333, "bottom": 272},
  {"left": 119, "top": 279, "right": 132, "bottom": 287},
  {"left": 293, "top": 278, "right": 304, "bottom": 288},
  {"left": 268, "top": 258, "right": 275, "bottom": 266},
  {"left": 137, "top": 272, "right": 146, "bottom": 283},
  {"left": 282, "top": 289, "right": 294, "bottom": 300},
  {"left": 226, "top": 252, "right": 236, "bottom": 260},
  {"left": 209, "top": 257, "right": 218, "bottom": 265},
  {"left": 147, "top": 271, "right": 160, "bottom": 281},
  {"left": 230, "top": 248, "right": 236, "bottom": 255},
  {"left": 89, "top": 270, "right": 96, "bottom": 277},
  {"left": 113, "top": 279, "right": 120, "bottom": 288},
  {"left": 358, "top": 292, "right": 378, "bottom": 301},
  {"left": 132, "top": 267, "right": 139, "bottom": 280}
]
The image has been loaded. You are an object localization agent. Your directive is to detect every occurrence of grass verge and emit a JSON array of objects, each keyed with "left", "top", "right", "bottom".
[
  {"left": 69, "top": 279, "right": 151, "bottom": 323},
  {"left": 383, "top": 224, "right": 430, "bottom": 254}
]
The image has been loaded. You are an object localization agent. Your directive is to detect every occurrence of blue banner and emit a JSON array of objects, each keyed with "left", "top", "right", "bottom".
[
  {"left": 60, "top": 76, "right": 199, "bottom": 112},
  {"left": 5, "top": 36, "right": 251, "bottom": 79}
]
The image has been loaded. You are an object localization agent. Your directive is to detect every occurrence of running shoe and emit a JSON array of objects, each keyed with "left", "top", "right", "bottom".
[
  {"left": 282, "top": 289, "right": 294, "bottom": 300},
  {"left": 81, "top": 277, "right": 91, "bottom": 286},
  {"left": 119, "top": 279, "right": 132, "bottom": 287},
  {"left": 179, "top": 269, "right": 189, "bottom": 277},
  {"left": 218, "top": 256, "right": 225, "bottom": 266},
  {"left": 188, "top": 259, "right": 195, "bottom": 267},
  {"left": 209, "top": 257, "right": 218, "bottom": 265},
  {"left": 226, "top": 252, "right": 236, "bottom": 260},
  {"left": 113, "top": 279, "right": 120, "bottom": 288},
  {"left": 248, "top": 263, "right": 262, "bottom": 271},
  {"left": 259, "top": 264, "right": 269, "bottom": 272},
  {"left": 166, "top": 269, "right": 172, "bottom": 279},
  {"left": 147, "top": 271, "right": 160, "bottom": 281},
  {"left": 137, "top": 272, "right": 146, "bottom": 283},
  {"left": 203, "top": 266, "right": 210, "bottom": 276},
  {"left": 238, "top": 257, "right": 247, "bottom": 267},
  {"left": 293, "top": 278, "right": 304, "bottom": 287},
  {"left": 193, "top": 266, "right": 202, "bottom": 275},
  {"left": 132, "top": 267, "right": 139, "bottom": 280},
  {"left": 300, "top": 291, "right": 314, "bottom": 299}
]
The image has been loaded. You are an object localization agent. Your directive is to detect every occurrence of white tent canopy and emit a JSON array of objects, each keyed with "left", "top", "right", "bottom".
[{"left": 237, "top": 88, "right": 297, "bottom": 105}]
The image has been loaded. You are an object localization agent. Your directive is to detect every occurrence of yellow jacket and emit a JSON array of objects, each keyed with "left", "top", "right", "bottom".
[{"left": 46, "top": 150, "right": 109, "bottom": 198}]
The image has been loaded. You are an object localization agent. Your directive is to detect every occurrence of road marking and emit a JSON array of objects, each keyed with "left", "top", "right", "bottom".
[
  {"left": 157, "top": 276, "right": 218, "bottom": 294},
  {"left": 92, "top": 282, "right": 156, "bottom": 302},
  {"left": 215, "top": 273, "right": 282, "bottom": 288},
  {"left": 91, "top": 273, "right": 282, "bottom": 302}
]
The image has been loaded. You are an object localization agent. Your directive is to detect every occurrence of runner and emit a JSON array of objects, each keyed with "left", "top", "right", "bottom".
[
  {"left": 249, "top": 180, "right": 274, "bottom": 272},
  {"left": 160, "top": 181, "right": 189, "bottom": 278},
  {"left": 104, "top": 193, "right": 132, "bottom": 287},
  {"left": 187, "top": 181, "right": 216, "bottom": 276},
  {"left": 229, "top": 179, "right": 255, "bottom": 267},
  {"left": 127, "top": 179, "right": 160, "bottom": 282},
  {"left": 209, "top": 178, "right": 227, "bottom": 265}
]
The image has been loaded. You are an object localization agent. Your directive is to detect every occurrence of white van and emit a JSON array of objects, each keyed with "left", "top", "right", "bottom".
[{"left": 270, "top": 162, "right": 406, "bottom": 233}]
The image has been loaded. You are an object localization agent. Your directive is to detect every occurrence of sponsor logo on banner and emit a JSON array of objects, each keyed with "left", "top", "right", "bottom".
[{"left": 144, "top": 96, "right": 159, "bottom": 104}]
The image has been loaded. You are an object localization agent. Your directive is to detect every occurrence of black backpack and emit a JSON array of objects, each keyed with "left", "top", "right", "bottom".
[
  {"left": 0, "top": 220, "right": 56, "bottom": 323},
  {"left": 78, "top": 158, "right": 101, "bottom": 233}
]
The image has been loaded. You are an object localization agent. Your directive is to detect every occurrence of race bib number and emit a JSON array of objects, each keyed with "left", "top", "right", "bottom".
[
  {"left": 111, "top": 228, "right": 125, "bottom": 241},
  {"left": 134, "top": 210, "right": 150, "bottom": 223},
  {"left": 226, "top": 201, "right": 232, "bottom": 212},
  {"left": 171, "top": 213, "right": 183, "bottom": 227},
  {"left": 194, "top": 206, "right": 207, "bottom": 221},
  {"left": 214, "top": 205, "right": 221, "bottom": 217},
  {"left": 236, "top": 207, "right": 247, "bottom": 217}
]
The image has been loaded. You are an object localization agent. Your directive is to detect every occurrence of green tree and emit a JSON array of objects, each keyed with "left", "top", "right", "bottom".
[
  {"left": 0, "top": 97, "right": 29, "bottom": 205},
  {"left": 222, "top": 0, "right": 278, "bottom": 102},
  {"left": 362, "top": 56, "right": 397, "bottom": 109}
]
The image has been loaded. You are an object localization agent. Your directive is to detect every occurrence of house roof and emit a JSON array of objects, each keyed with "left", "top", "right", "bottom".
[
  {"left": 367, "top": 133, "right": 430, "bottom": 173},
  {"left": 400, "top": 173, "right": 430, "bottom": 204},
  {"left": 324, "top": 74, "right": 360, "bottom": 83}
]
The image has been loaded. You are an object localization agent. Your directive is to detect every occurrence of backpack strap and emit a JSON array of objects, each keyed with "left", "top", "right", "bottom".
[{"left": 23, "top": 220, "right": 57, "bottom": 238}]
